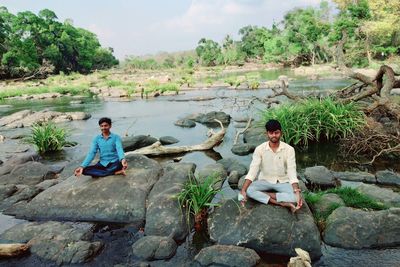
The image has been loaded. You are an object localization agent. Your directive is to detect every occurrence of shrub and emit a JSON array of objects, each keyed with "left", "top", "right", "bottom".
[
  {"left": 25, "top": 122, "right": 70, "bottom": 153},
  {"left": 260, "top": 97, "right": 365, "bottom": 146}
]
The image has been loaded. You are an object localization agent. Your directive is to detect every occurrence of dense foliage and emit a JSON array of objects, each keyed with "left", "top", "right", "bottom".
[
  {"left": 193, "top": 0, "right": 399, "bottom": 67},
  {"left": 0, "top": 7, "right": 118, "bottom": 79}
]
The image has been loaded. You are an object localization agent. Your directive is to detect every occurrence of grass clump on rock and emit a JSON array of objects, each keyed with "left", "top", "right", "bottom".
[
  {"left": 176, "top": 173, "right": 222, "bottom": 231},
  {"left": 261, "top": 97, "right": 365, "bottom": 146},
  {"left": 305, "top": 187, "right": 388, "bottom": 229},
  {"left": 25, "top": 122, "right": 70, "bottom": 154}
]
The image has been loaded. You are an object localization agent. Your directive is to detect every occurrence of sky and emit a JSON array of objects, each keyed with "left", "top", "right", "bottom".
[{"left": 0, "top": 0, "right": 330, "bottom": 59}]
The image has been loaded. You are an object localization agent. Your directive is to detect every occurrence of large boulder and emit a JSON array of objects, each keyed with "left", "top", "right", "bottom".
[
  {"left": 355, "top": 183, "right": 400, "bottom": 207},
  {"left": 145, "top": 162, "right": 196, "bottom": 241},
  {"left": 122, "top": 135, "right": 158, "bottom": 151},
  {"left": 193, "top": 245, "right": 260, "bottom": 267},
  {"left": 323, "top": 207, "right": 400, "bottom": 249},
  {"left": 208, "top": 200, "right": 322, "bottom": 259},
  {"left": 132, "top": 236, "right": 177, "bottom": 260},
  {"left": 0, "top": 151, "right": 40, "bottom": 176},
  {"left": 0, "top": 161, "right": 61, "bottom": 186},
  {"left": 0, "top": 185, "right": 42, "bottom": 211},
  {"left": 10, "top": 155, "right": 162, "bottom": 224},
  {"left": 0, "top": 184, "right": 18, "bottom": 201},
  {"left": 0, "top": 221, "right": 102, "bottom": 264},
  {"left": 375, "top": 170, "right": 400, "bottom": 186},
  {"left": 192, "top": 111, "right": 231, "bottom": 126},
  {"left": 333, "top": 171, "right": 376, "bottom": 183},
  {"left": 304, "top": 166, "right": 336, "bottom": 188}
]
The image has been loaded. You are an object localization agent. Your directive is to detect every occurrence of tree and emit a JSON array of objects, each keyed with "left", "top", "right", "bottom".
[
  {"left": 196, "top": 38, "right": 222, "bottom": 66},
  {"left": 238, "top": 25, "right": 270, "bottom": 59}
]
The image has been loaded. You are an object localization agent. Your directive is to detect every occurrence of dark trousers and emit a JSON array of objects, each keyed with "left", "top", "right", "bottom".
[{"left": 83, "top": 161, "right": 123, "bottom": 177}]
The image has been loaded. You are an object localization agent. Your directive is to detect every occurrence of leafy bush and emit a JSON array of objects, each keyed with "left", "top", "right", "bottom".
[
  {"left": 25, "top": 122, "right": 70, "bottom": 153},
  {"left": 260, "top": 97, "right": 365, "bottom": 146}
]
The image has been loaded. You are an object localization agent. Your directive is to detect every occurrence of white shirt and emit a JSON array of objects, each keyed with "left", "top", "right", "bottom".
[{"left": 245, "top": 141, "right": 299, "bottom": 184}]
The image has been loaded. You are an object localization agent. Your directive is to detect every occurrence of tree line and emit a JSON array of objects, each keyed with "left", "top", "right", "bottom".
[
  {"left": 195, "top": 0, "right": 399, "bottom": 68},
  {"left": 0, "top": 7, "right": 118, "bottom": 79}
]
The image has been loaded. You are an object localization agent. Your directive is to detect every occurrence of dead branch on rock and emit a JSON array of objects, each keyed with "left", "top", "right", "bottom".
[
  {"left": 233, "top": 117, "right": 252, "bottom": 145},
  {"left": 0, "top": 243, "right": 30, "bottom": 258},
  {"left": 125, "top": 119, "right": 226, "bottom": 157}
]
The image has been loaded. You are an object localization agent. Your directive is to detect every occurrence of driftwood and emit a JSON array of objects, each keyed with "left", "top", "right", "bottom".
[
  {"left": 233, "top": 117, "right": 252, "bottom": 145},
  {"left": 0, "top": 243, "right": 30, "bottom": 258},
  {"left": 125, "top": 119, "right": 225, "bottom": 157}
]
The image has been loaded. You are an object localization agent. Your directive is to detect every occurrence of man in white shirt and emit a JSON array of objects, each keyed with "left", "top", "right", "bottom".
[{"left": 240, "top": 119, "right": 303, "bottom": 213}]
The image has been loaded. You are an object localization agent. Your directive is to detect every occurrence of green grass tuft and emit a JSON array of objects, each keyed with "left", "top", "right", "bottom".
[
  {"left": 260, "top": 97, "right": 366, "bottom": 147},
  {"left": 25, "top": 122, "right": 70, "bottom": 154}
]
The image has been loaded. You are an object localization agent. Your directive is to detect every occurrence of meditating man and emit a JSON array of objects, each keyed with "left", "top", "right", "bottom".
[
  {"left": 74, "top": 117, "right": 128, "bottom": 178},
  {"left": 240, "top": 119, "right": 303, "bottom": 213}
]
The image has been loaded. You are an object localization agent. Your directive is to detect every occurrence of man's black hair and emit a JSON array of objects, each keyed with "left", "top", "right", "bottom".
[
  {"left": 98, "top": 117, "right": 112, "bottom": 125},
  {"left": 265, "top": 119, "right": 281, "bottom": 132}
]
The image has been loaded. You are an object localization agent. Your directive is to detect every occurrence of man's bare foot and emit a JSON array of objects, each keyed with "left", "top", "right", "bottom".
[
  {"left": 114, "top": 169, "right": 126, "bottom": 176},
  {"left": 280, "top": 202, "right": 297, "bottom": 213}
]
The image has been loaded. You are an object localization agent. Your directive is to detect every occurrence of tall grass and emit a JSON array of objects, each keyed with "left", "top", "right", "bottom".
[
  {"left": 143, "top": 81, "right": 179, "bottom": 95},
  {"left": 260, "top": 97, "right": 366, "bottom": 146},
  {"left": 25, "top": 122, "right": 70, "bottom": 154},
  {"left": 176, "top": 173, "right": 222, "bottom": 227}
]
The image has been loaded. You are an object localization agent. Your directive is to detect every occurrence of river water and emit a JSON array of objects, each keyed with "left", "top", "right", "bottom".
[{"left": 0, "top": 75, "right": 399, "bottom": 266}]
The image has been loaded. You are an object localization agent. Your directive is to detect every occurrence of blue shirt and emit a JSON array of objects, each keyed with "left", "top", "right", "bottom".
[{"left": 81, "top": 132, "right": 125, "bottom": 168}]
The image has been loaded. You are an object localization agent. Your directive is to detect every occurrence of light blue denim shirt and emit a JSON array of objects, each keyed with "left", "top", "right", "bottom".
[{"left": 81, "top": 133, "right": 125, "bottom": 168}]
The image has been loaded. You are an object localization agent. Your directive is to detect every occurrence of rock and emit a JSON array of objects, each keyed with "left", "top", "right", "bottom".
[
  {"left": 216, "top": 158, "right": 248, "bottom": 177},
  {"left": 0, "top": 151, "right": 40, "bottom": 176},
  {"left": 11, "top": 155, "right": 163, "bottom": 224},
  {"left": 243, "top": 127, "right": 265, "bottom": 149},
  {"left": 193, "top": 245, "right": 260, "bottom": 267},
  {"left": 0, "top": 110, "right": 91, "bottom": 128},
  {"left": 233, "top": 122, "right": 248, "bottom": 128},
  {"left": 208, "top": 200, "right": 322, "bottom": 259},
  {"left": 323, "top": 207, "right": 400, "bottom": 249},
  {"left": 65, "top": 112, "right": 91, "bottom": 121},
  {"left": 0, "top": 221, "right": 102, "bottom": 264},
  {"left": 0, "top": 110, "right": 33, "bottom": 127},
  {"left": 174, "top": 119, "right": 196, "bottom": 128},
  {"left": 376, "top": 170, "right": 400, "bottom": 186},
  {"left": 122, "top": 135, "right": 158, "bottom": 151},
  {"left": 231, "top": 143, "right": 254, "bottom": 156},
  {"left": 308, "top": 193, "right": 345, "bottom": 216},
  {"left": 159, "top": 136, "right": 179, "bottom": 145},
  {"left": 35, "top": 179, "right": 60, "bottom": 191},
  {"left": 132, "top": 236, "right": 177, "bottom": 260},
  {"left": 355, "top": 183, "right": 400, "bottom": 206},
  {"left": 228, "top": 171, "right": 241, "bottom": 189},
  {"left": 0, "top": 186, "right": 42, "bottom": 211},
  {"left": 233, "top": 116, "right": 254, "bottom": 123},
  {"left": 0, "top": 185, "right": 18, "bottom": 201},
  {"left": 198, "top": 163, "right": 227, "bottom": 189},
  {"left": 390, "top": 88, "right": 400, "bottom": 95},
  {"left": 70, "top": 100, "right": 84, "bottom": 104},
  {"left": 304, "top": 166, "right": 336, "bottom": 188},
  {"left": 145, "top": 163, "right": 196, "bottom": 241},
  {"left": 333, "top": 171, "right": 376, "bottom": 183},
  {"left": 192, "top": 111, "right": 231, "bottom": 126},
  {"left": 298, "top": 180, "right": 309, "bottom": 193},
  {"left": 0, "top": 135, "right": 4, "bottom": 142},
  {"left": 0, "top": 161, "right": 59, "bottom": 186}
]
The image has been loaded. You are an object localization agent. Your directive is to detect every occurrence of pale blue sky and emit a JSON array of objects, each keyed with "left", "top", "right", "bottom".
[{"left": 0, "top": 0, "right": 330, "bottom": 59}]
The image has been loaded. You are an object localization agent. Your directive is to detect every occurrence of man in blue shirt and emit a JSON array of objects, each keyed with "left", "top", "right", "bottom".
[{"left": 74, "top": 117, "right": 128, "bottom": 178}]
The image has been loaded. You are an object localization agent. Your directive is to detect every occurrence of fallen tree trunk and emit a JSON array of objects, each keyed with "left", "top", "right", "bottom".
[
  {"left": 125, "top": 119, "right": 225, "bottom": 157},
  {"left": 0, "top": 243, "right": 30, "bottom": 258}
]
